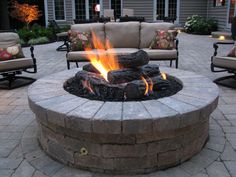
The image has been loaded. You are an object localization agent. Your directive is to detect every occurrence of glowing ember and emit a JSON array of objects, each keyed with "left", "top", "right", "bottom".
[
  {"left": 82, "top": 80, "right": 94, "bottom": 94},
  {"left": 141, "top": 76, "right": 153, "bottom": 95},
  {"left": 85, "top": 32, "right": 121, "bottom": 81},
  {"left": 161, "top": 72, "right": 167, "bottom": 80}
]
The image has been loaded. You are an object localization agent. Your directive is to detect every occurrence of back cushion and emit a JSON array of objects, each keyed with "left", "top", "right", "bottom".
[
  {"left": 140, "top": 22, "right": 175, "bottom": 48},
  {"left": 105, "top": 22, "right": 140, "bottom": 48},
  {"left": 0, "top": 32, "right": 20, "bottom": 49},
  {"left": 71, "top": 23, "right": 105, "bottom": 45}
]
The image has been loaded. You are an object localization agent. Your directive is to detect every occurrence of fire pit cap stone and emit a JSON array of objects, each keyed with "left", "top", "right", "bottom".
[{"left": 28, "top": 67, "right": 219, "bottom": 135}]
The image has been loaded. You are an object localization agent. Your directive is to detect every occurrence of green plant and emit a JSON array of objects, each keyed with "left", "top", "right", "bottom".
[
  {"left": 18, "top": 28, "right": 37, "bottom": 42},
  {"left": 17, "top": 24, "right": 54, "bottom": 45},
  {"left": 20, "top": 39, "right": 25, "bottom": 45},
  {"left": 28, "top": 37, "right": 49, "bottom": 45},
  {"left": 184, "top": 15, "right": 218, "bottom": 35}
]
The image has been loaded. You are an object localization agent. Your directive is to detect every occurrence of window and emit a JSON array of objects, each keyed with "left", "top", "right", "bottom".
[
  {"left": 89, "top": 0, "right": 100, "bottom": 19},
  {"left": 75, "top": 0, "right": 86, "bottom": 19},
  {"left": 111, "top": 0, "right": 121, "bottom": 19},
  {"left": 54, "top": 0, "right": 65, "bottom": 20},
  {"left": 168, "top": 0, "right": 177, "bottom": 19},
  {"left": 214, "top": 0, "right": 225, "bottom": 7},
  {"left": 156, "top": 0, "right": 165, "bottom": 20}
]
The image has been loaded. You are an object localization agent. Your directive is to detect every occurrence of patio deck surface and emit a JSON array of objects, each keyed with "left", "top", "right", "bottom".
[{"left": 0, "top": 33, "right": 236, "bottom": 177}]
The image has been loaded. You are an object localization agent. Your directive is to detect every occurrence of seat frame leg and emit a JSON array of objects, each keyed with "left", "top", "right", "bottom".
[{"left": 214, "top": 75, "right": 236, "bottom": 89}]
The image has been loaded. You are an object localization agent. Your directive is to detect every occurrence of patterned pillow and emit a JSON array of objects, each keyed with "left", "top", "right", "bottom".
[
  {"left": 149, "top": 30, "right": 177, "bottom": 50},
  {"left": 68, "top": 30, "right": 92, "bottom": 51},
  {"left": 0, "top": 44, "right": 24, "bottom": 61},
  {"left": 227, "top": 46, "right": 236, "bottom": 57}
]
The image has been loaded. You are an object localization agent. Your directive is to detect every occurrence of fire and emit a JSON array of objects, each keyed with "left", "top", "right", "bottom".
[
  {"left": 85, "top": 32, "right": 121, "bottom": 81},
  {"left": 161, "top": 72, "right": 167, "bottom": 80},
  {"left": 82, "top": 80, "right": 94, "bottom": 94},
  {"left": 141, "top": 76, "right": 153, "bottom": 96}
]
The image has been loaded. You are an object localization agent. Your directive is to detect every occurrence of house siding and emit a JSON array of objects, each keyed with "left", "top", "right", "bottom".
[
  {"left": 123, "top": 0, "right": 154, "bottom": 22},
  {"left": 207, "top": 0, "right": 229, "bottom": 31},
  {"left": 47, "top": 0, "right": 54, "bottom": 21},
  {"left": 103, "top": 0, "right": 110, "bottom": 9},
  {"left": 179, "top": 0, "right": 207, "bottom": 25},
  {"left": 65, "top": 0, "right": 74, "bottom": 24},
  {"left": 47, "top": 0, "right": 73, "bottom": 26}
]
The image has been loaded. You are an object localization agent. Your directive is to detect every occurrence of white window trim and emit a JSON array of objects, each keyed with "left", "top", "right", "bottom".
[
  {"left": 100, "top": 0, "right": 103, "bottom": 17},
  {"left": 85, "top": 0, "right": 89, "bottom": 19},
  {"left": 44, "top": 0, "right": 49, "bottom": 26},
  {"left": 72, "top": 0, "right": 76, "bottom": 20},
  {"left": 153, "top": 0, "right": 180, "bottom": 24},
  {"left": 53, "top": 0, "right": 67, "bottom": 21}
]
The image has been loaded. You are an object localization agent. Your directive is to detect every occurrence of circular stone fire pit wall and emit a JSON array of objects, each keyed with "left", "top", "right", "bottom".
[{"left": 28, "top": 67, "right": 219, "bottom": 174}]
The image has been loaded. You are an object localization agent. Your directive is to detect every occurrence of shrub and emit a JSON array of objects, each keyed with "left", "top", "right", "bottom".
[
  {"left": 17, "top": 24, "right": 54, "bottom": 45},
  {"left": 18, "top": 28, "right": 37, "bottom": 42},
  {"left": 28, "top": 37, "right": 49, "bottom": 45},
  {"left": 184, "top": 15, "right": 218, "bottom": 35}
]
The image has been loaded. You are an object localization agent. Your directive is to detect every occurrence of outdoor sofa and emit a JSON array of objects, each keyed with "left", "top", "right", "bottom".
[{"left": 66, "top": 22, "right": 179, "bottom": 69}]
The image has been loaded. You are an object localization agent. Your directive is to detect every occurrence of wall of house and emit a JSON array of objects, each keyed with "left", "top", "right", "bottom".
[
  {"left": 123, "top": 0, "right": 154, "bottom": 22},
  {"left": 103, "top": 0, "right": 110, "bottom": 9},
  {"left": 179, "top": 0, "right": 207, "bottom": 26},
  {"left": 207, "top": 0, "right": 229, "bottom": 31},
  {"left": 46, "top": 0, "right": 73, "bottom": 26}
]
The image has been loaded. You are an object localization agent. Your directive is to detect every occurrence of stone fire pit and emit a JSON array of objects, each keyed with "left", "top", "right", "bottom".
[{"left": 28, "top": 67, "right": 219, "bottom": 174}]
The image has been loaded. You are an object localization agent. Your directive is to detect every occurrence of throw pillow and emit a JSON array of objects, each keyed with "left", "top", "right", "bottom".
[
  {"left": 149, "top": 30, "right": 177, "bottom": 50},
  {"left": 68, "top": 30, "right": 92, "bottom": 51},
  {"left": 0, "top": 44, "right": 24, "bottom": 61},
  {"left": 227, "top": 46, "right": 236, "bottom": 57}
]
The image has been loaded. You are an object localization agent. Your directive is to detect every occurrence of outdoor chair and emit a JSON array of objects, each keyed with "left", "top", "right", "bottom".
[
  {"left": 119, "top": 16, "right": 145, "bottom": 22},
  {"left": 211, "top": 17, "right": 236, "bottom": 88},
  {"left": 74, "top": 19, "right": 97, "bottom": 24},
  {"left": 104, "top": 9, "right": 115, "bottom": 21},
  {"left": 48, "top": 20, "right": 69, "bottom": 51},
  {"left": 122, "top": 8, "right": 134, "bottom": 16},
  {"left": 0, "top": 32, "right": 37, "bottom": 89}
]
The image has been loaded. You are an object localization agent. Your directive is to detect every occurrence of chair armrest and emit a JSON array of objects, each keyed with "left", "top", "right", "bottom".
[
  {"left": 213, "top": 41, "right": 234, "bottom": 56},
  {"left": 175, "top": 38, "right": 179, "bottom": 51},
  {"left": 29, "top": 46, "right": 37, "bottom": 73},
  {"left": 174, "top": 38, "right": 179, "bottom": 57},
  {"left": 66, "top": 42, "right": 70, "bottom": 53}
]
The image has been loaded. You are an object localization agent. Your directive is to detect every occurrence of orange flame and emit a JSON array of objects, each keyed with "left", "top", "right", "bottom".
[
  {"left": 82, "top": 80, "right": 94, "bottom": 94},
  {"left": 85, "top": 32, "right": 121, "bottom": 81},
  {"left": 161, "top": 72, "right": 167, "bottom": 80},
  {"left": 141, "top": 76, "right": 153, "bottom": 96}
]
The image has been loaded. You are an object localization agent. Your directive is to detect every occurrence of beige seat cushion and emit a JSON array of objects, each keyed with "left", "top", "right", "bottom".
[
  {"left": 142, "top": 48, "right": 177, "bottom": 60},
  {"left": 56, "top": 32, "right": 68, "bottom": 37},
  {"left": 67, "top": 49, "right": 106, "bottom": 61},
  {"left": 0, "top": 58, "right": 34, "bottom": 72},
  {"left": 106, "top": 48, "right": 139, "bottom": 55},
  {"left": 105, "top": 22, "right": 140, "bottom": 48},
  {"left": 71, "top": 23, "right": 105, "bottom": 45},
  {"left": 212, "top": 56, "right": 236, "bottom": 70},
  {"left": 0, "top": 32, "right": 20, "bottom": 48},
  {"left": 140, "top": 23, "right": 175, "bottom": 48}
]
